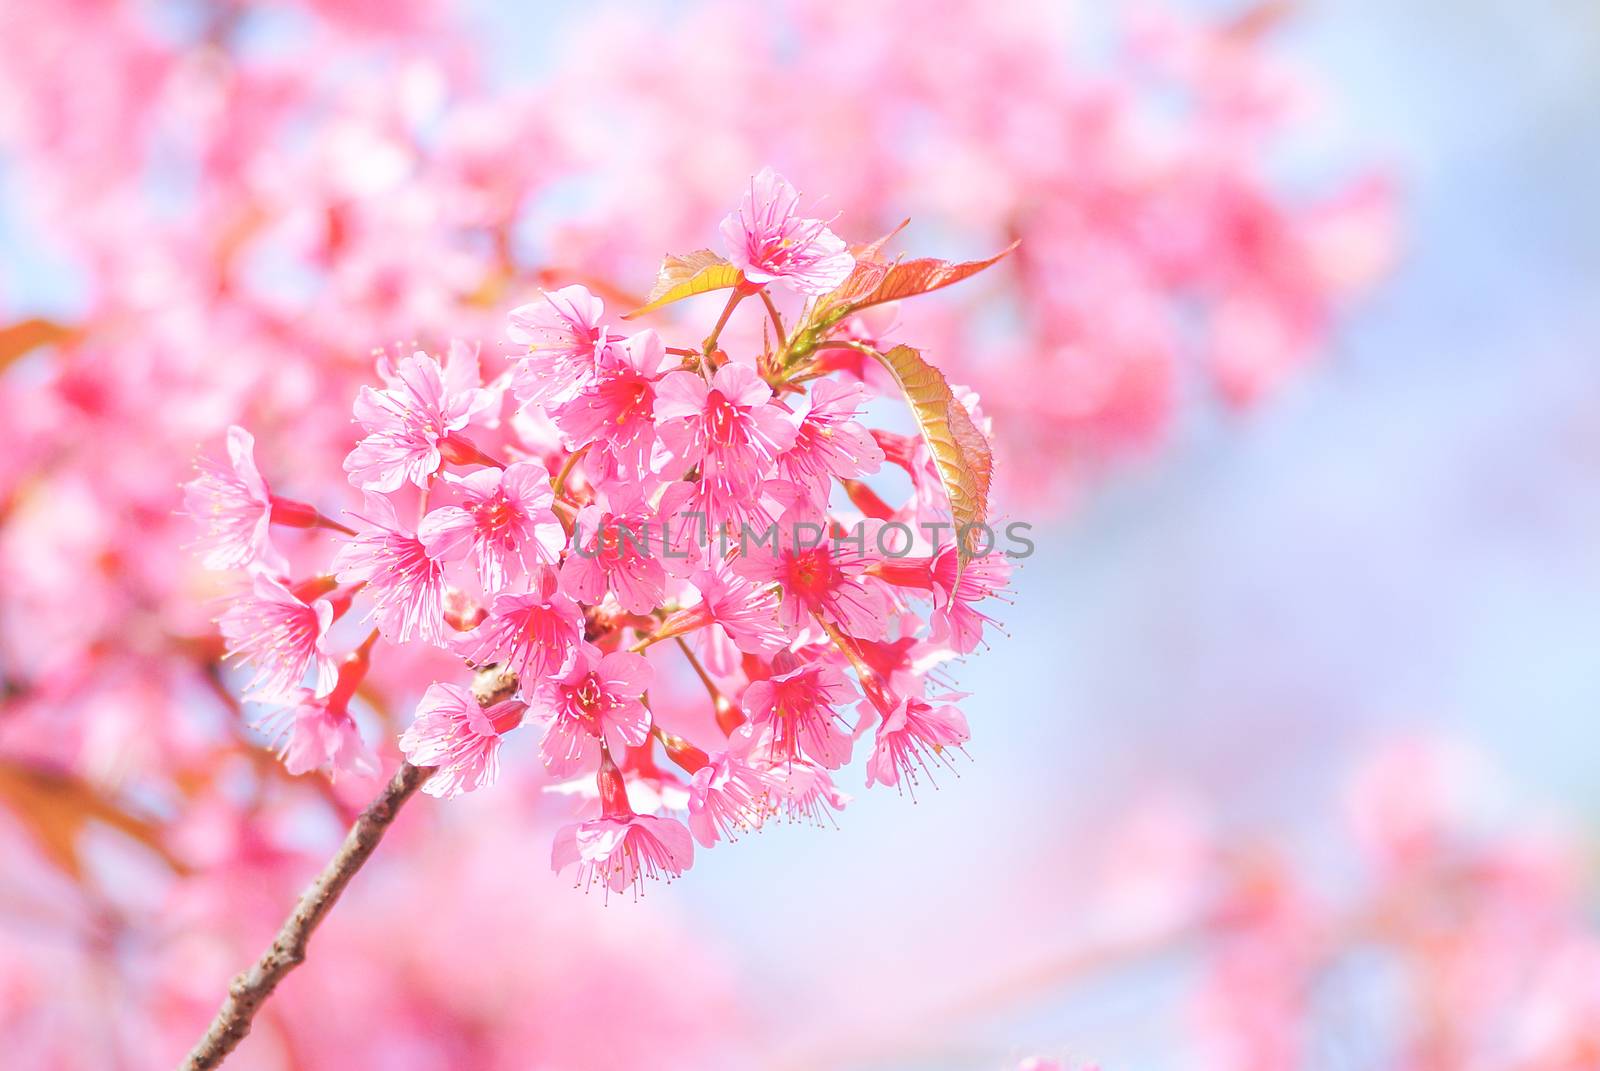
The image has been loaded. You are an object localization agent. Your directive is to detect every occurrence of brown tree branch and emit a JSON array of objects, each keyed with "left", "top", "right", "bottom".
[{"left": 179, "top": 761, "right": 431, "bottom": 1070}]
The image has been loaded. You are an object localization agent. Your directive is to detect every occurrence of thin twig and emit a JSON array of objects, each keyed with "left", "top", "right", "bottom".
[{"left": 179, "top": 762, "right": 431, "bottom": 1070}]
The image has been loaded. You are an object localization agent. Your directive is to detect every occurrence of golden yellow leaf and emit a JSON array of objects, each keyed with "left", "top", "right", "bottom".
[
  {"left": 0, "top": 759, "right": 183, "bottom": 879},
  {"left": 624, "top": 249, "right": 745, "bottom": 318},
  {"left": 872, "top": 345, "right": 994, "bottom": 569},
  {"left": 0, "top": 318, "right": 76, "bottom": 372}
]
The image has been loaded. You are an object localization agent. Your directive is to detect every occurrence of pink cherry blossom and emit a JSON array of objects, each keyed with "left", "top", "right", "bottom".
[
  {"left": 762, "top": 759, "right": 851, "bottom": 828},
  {"left": 536, "top": 645, "right": 654, "bottom": 778},
  {"left": 550, "top": 329, "right": 666, "bottom": 481},
  {"left": 332, "top": 494, "right": 448, "bottom": 645},
  {"left": 654, "top": 362, "right": 796, "bottom": 528},
  {"left": 660, "top": 558, "right": 791, "bottom": 660},
  {"left": 343, "top": 343, "right": 496, "bottom": 493},
  {"left": 551, "top": 811, "right": 696, "bottom": 900},
  {"left": 452, "top": 572, "right": 584, "bottom": 687},
  {"left": 864, "top": 694, "right": 971, "bottom": 793},
  {"left": 734, "top": 512, "right": 888, "bottom": 638},
  {"left": 720, "top": 167, "right": 854, "bottom": 295},
  {"left": 218, "top": 573, "right": 340, "bottom": 700},
  {"left": 776, "top": 378, "right": 885, "bottom": 514},
  {"left": 741, "top": 662, "right": 857, "bottom": 769},
  {"left": 399, "top": 682, "right": 527, "bottom": 799},
  {"left": 507, "top": 284, "right": 615, "bottom": 405},
  {"left": 930, "top": 544, "right": 1012, "bottom": 654},
  {"left": 256, "top": 688, "right": 379, "bottom": 781},
  {"left": 559, "top": 492, "right": 669, "bottom": 614},
  {"left": 686, "top": 752, "right": 774, "bottom": 848},
  {"left": 418, "top": 460, "right": 565, "bottom": 590},
  {"left": 181, "top": 425, "right": 283, "bottom": 572}
]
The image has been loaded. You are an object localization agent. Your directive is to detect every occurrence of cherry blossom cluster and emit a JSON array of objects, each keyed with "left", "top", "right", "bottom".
[{"left": 184, "top": 170, "right": 1010, "bottom": 898}]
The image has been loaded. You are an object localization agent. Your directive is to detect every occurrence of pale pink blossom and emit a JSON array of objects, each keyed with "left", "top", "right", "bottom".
[
  {"left": 929, "top": 544, "right": 1012, "bottom": 654},
  {"left": 452, "top": 571, "right": 583, "bottom": 688},
  {"left": 761, "top": 759, "right": 851, "bottom": 828},
  {"left": 399, "top": 682, "right": 527, "bottom": 799},
  {"left": 218, "top": 574, "right": 339, "bottom": 700},
  {"left": 343, "top": 343, "right": 495, "bottom": 493},
  {"left": 536, "top": 645, "right": 653, "bottom": 778},
  {"left": 741, "top": 662, "right": 857, "bottom": 769},
  {"left": 418, "top": 460, "right": 565, "bottom": 590},
  {"left": 777, "top": 378, "right": 884, "bottom": 513},
  {"left": 257, "top": 690, "right": 378, "bottom": 780},
  {"left": 720, "top": 167, "right": 854, "bottom": 295},
  {"left": 551, "top": 812, "right": 695, "bottom": 900},
  {"left": 864, "top": 695, "right": 971, "bottom": 792},
  {"left": 182, "top": 425, "right": 284, "bottom": 572},
  {"left": 686, "top": 751, "right": 774, "bottom": 848},
  {"left": 333, "top": 494, "right": 448, "bottom": 645},
  {"left": 507, "top": 284, "right": 615, "bottom": 405}
]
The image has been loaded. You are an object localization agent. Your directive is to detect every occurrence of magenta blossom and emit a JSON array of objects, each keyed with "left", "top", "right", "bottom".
[
  {"left": 343, "top": 343, "right": 496, "bottom": 493},
  {"left": 399, "top": 682, "right": 527, "bottom": 799},
  {"left": 256, "top": 689, "right": 378, "bottom": 781},
  {"left": 930, "top": 544, "right": 1012, "bottom": 654},
  {"left": 181, "top": 425, "right": 284, "bottom": 572},
  {"left": 218, "top": 573, "right": 340, "bottom": 700},
  {"left": 551, "top": 812, "right": 695, "bottom": 900},
  {"left": 332, "top": 494, "right": 448, "bottom": 645},
  {"left": 536, "top": 645, "right": 653, "bottom": 778},
  {"left": 419, "top": 460, "right": 565, "bottom": 590},
  {"left": 720, "top": 167, "right": 854, "bottom": 295}
]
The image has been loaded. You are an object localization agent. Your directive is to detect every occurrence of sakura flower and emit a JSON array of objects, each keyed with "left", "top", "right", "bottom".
[
  {"left": 399, "top": 682, "right": 527, "bottom": 799},
  {"left": 761, "top": 759, "right": 851, "bottom": 828},
  {"left": 182, "top": 425, "right": 284, "bottom": 572},
  {"left": 418, "top": 460, "right": 565, "bottom": 590},
  {"left": 655, "top": 362, "right": 796, "bottom": 530},
  {"left": 734, "top": 511, "right": 888, "bottom": 638},
  {"left": 550, "top": 329, "right": 665, "bottom": 481},
  {"left": 657, "top": 558, "right": 790, "bottom": 659},
  {"left": 343, "top": 343, "right": 495, "bottom": 493},
  {"left": 507, "top": 284, "right": 615, "bottom": 405},
  {"left": 552, "top": 751, "right": 694, "bottom": 899},
  {"left": 929, "top": 543, "right": 1012, "bottom": 654},
  {"left": 257, "top": 689, "right": 378, "bottom": 780},
  {"left": 777, "top": 378, "right": 884, "bottom": 514},
  {"left": 218, "top": 574, "right": 340, "bottom": 700},
  {"left": 720, "top": 167, "right": 854, "bottom": 295},
  {"left": 864, "top": 694, "right": 971, "bottom": 793},
  {"left": 333, "top": 494, "right": 447, "bottom": 645},
  {"left": 536, "top": 645, "right": 653, "bottom": 778},
  {"left": 559, "top": 491, "right": 669, "bottom": 615},
  {"left": 741, "top": 662, "right": 857, "bottom": 769},
  {"left": 686, "top": 751, "right": 774, "bottom": 848},
  {"left": 253, "top": 645, "right": 379, "bottom": 780},
  {"left": 452, "top": 571, "right": 583, "bottom": 687}
]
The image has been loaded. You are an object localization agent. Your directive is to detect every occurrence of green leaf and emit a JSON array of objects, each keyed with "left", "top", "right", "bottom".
[
  {"left": 624, "top": 250, "right": 744, "bottom": 319},
  {"left": 872, "top": 345, "right": 994, "bottom": 569}
]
